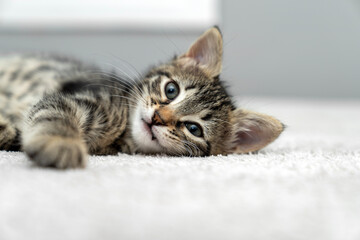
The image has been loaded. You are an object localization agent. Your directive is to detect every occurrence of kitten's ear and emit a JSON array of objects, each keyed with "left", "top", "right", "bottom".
[
  {"left": 177, "top": 26, "right": 223, "bottom": 77},
  {"left": 228, "top": 109, "right": 284, "bottom": 154}
]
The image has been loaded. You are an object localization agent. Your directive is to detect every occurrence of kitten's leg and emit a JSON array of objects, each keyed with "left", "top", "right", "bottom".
[
  {"left": 22, "top": 95, "right": 88, "bottom": 169},
  {"left": 22, "top": 92, "right": 128, "bottom": 169},
  {"left": 0, "top": 115, "right": 21, "bottom": 151}
]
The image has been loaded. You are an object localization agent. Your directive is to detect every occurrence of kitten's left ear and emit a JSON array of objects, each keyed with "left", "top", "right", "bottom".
[
  {"left": 227, "top": 109, "right": 285, "bottom": 154},
  {"left": 177, "top": 26, "right": 223, "bottom": 78}
]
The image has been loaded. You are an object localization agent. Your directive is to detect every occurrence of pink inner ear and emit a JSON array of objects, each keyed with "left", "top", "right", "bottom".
[
  {"left": 231, "top": 122, "right": 277, "bottom": 153},
  {"left": 233, "top": 124, "right": 263, "bottom": 148},
  {"left": 229, "top": 109, "right": 284, "bottom": 153},
  {"left": 178, "top": 28, "right": 222, "bottom": 78},
  {"left": 194, "top": 54, "right": 205, "bottom": 64},
  {"left": 234, "top": 130, "right": 260, "bottom": 146},
  {"left": 187, "top": 37, "right": 210, "bottom": 65}
]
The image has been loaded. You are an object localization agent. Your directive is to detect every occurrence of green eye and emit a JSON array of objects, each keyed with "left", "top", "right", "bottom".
[
  {"left": 165, "top": 81, "right": 179, "bottom": 100},
  {"left": 185, "top": 122, "right": 203, "bottom": 137}
]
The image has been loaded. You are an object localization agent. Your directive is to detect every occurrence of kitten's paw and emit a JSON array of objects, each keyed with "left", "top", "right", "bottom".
[{"left": 24, "top": 136, "right": 88, "bottom": 169}]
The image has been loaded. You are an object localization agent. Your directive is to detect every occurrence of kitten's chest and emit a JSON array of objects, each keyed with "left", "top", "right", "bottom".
[
  {"left": 84, "top": 100, "right": 137, "bottom": 155},
  {"left": 88, "top": 131, "right": 136, "bottom": 155}
]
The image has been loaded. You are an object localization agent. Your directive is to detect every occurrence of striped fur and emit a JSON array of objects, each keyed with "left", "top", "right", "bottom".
[{"left": 0, "top": 27, "right": 284, "bottom": 169}]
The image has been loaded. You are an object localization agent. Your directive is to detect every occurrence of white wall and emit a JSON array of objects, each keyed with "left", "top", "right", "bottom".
[
  {"left": 1, "top": 0, "right": 359, "bottom": 99},
  {"left": 221, "top": 0, "right": 360, "bottom": 98}
]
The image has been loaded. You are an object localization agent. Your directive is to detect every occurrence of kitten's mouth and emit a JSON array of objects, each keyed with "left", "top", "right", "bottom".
[{"left": 141, "top": 119, "right": 157, "bottom": 141}]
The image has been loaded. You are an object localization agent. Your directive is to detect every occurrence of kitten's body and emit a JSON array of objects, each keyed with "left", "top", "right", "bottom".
[
  {"left": 0, "top": 55, "right": 132, "bottom": 155},
  {"left": 0, "top": 27, "right": 284, "bottom": 168}
]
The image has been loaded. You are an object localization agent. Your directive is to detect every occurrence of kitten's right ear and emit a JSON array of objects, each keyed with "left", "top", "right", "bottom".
[{"left": 176, "top": 27, "right": 223, "bottom": 78}]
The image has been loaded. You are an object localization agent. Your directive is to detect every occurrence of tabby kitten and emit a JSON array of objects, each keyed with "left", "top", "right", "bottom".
[{"left": 0, "top": 27, "right": 284, "bottom": 169}]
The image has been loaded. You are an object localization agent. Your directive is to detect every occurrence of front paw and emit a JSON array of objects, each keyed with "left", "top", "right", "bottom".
[{"left": 24, "top": 136, "right": 88, "bottom": 169}]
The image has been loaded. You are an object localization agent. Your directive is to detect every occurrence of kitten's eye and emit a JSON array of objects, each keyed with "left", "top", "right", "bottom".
[
  {"left": 185, "top": 122, "right": 203, "bottom": 137},
  {"left": 165, "top": 81, "right": 179, "bottom": 100}
]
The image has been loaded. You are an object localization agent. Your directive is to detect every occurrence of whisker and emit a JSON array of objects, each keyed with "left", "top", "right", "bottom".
[
  {"left": 87, "top": 71, "right": 145, "bottom": 96},
  {"left": 84, "top": 82, "right": 145, "bottom": 105},
  {"left": 110, "top": 94, "right": 143, "bottom": 104},
  {"left": 103, "top": 62, "right": 144, "bottom": 87},
  {"left": 183, "top": 143, "right": 193, "bottom": 157},
  {"left": 88, "top": 71, "right": 147, "bottom": 102},
  {"left": 182, "top": 140, "right": 201, "bottom": 156},
  {"left": 107, "top": 54, "right": 144, "bottom": 80},
  {"left": 100, "top": 62, "right": 138, "bottom": 83},
  {"left": 80, "top": 82, "right": 141, "bottom": 104},
  {"left": 93, "top": 53, "right": 143, "bottom": 81},
  {"left": 180, "top": 141, "right": 192, "bottom": 156},
  {"left": 174, "top": 143, "right": 191, "bottom": 157}
]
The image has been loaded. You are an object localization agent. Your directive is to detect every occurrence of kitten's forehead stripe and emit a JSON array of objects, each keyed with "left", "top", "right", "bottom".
[
  {"left": 156, "top": 71, "right": 171, "bottom": 79},
  {"left": 176, "top": 80, "right": 233, "bottom": 117},
  {"left": 185, "top": 85, "right": 196, "bottom": 91},
  {"left": 201, "top": 113, "right": 212, "bottom": 121},
  {"left": 146, "top": 70, "right": 171, "bottom": 79},
  {"left": 151, "top": 77, "right": 161, "bottom": 93}
]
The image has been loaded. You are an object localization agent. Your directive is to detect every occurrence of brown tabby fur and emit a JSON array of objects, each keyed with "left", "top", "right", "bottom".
[{"left": 0, "top": 27, "right": 284, "bottom": 169}]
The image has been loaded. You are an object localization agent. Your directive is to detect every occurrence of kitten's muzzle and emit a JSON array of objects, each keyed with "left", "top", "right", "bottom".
[
  {"left": 141, "top": 107, "right": 175, "bottom": 141},
  {"left": 141, "top": 118, "right": 157, "bottom": 140},
  {"left": 152, "top": 110, "right": 166, "bottom": 126},
  {"left": 152, "top": 108, "right": 175, "bottom": 126}
]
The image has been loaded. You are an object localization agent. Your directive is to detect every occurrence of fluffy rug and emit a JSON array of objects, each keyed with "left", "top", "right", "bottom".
[{"left": 1, "top": 97, "right": 359, "bottom": 240}]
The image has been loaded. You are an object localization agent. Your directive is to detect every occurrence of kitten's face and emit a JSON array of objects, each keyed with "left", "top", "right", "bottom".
[
  {"left": 130, "top": 27, "right": 284, "bottom": 156},
  {"left": 131, "top": 64, "right": 233, "bottom": 156}
]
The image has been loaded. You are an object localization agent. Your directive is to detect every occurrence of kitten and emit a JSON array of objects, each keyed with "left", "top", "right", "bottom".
[{"left": 0, "top": 27, "right": 284, "bottom": 169}]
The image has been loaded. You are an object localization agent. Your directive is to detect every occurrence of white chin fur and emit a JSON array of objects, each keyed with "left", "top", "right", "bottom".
[{"left": 130, "top": 104, "right": 163, "bottom": 154}]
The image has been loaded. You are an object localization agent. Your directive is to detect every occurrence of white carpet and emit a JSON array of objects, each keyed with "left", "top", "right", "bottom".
[{"left": 1, "top": 97, "right": 360, "bottom": 240}]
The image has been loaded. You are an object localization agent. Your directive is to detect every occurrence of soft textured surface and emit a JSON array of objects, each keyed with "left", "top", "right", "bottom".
[{"left": 1, "top": 97, "right": 359, "bottom": 240}]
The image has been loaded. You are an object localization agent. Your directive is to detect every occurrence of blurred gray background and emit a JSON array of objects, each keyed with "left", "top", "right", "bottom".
[{"left": 1, "top": 0, "right": 359, "bottom": 99}]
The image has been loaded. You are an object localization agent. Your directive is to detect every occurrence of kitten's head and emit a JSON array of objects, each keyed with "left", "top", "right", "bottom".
[{"left": 131, "top": 27, "right": 284, "bottom": 156}]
